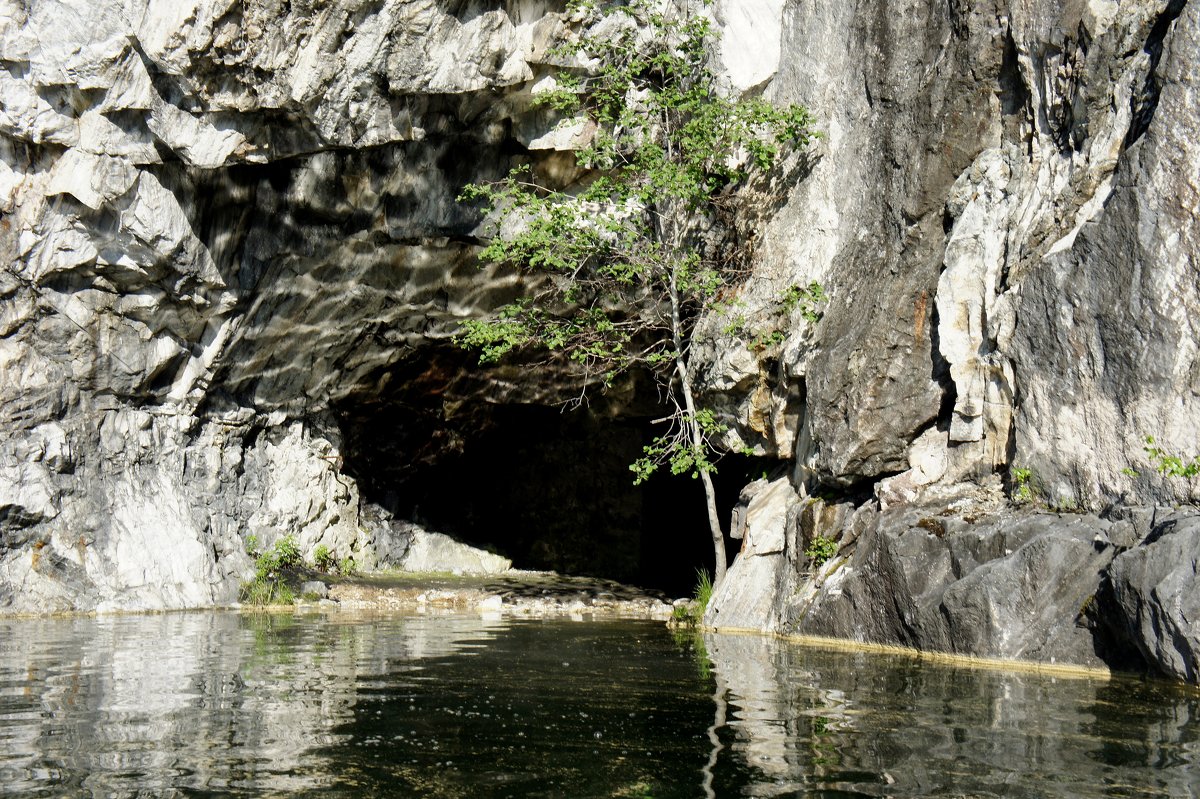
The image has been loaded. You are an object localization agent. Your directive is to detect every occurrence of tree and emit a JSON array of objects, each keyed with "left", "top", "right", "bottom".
[{"left": 456, "top": 0, "right": 819, "bottom": 586}]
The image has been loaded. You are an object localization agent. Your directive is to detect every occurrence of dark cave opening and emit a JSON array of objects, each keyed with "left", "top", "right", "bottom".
[{"left": 337, "top": 379, "right": 766, "bottom": 597}]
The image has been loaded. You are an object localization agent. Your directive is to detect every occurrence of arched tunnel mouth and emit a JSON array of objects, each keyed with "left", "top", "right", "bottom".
[{"left": 334, "top": 351, "right": 770, "bottom": 597}]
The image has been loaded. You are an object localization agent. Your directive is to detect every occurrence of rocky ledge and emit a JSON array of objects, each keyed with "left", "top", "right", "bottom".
[
  {"left": 707, "top": 477, "right": 1200, "bottom": 684},
  {"left": 315, "top": 572, "right": 675, "bottom": 621}
]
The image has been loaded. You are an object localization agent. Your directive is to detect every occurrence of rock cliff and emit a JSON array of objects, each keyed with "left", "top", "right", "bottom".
[
  {"left": 1, "top": 0, "right": 1197, "bottom": 681},
  {"left": 1, "top": 0, "right": 571, "bottom": 610},
  {"left": 699, "top": 0, "right": 1200, "bottom": 684}
]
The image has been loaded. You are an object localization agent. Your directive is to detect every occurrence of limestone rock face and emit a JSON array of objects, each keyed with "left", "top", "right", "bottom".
[
  {"left": 695, "top": 0, "right": 1200, "bottom": 681},
  {"left": 696, "top": 0, "right": 1196, "bottom": 512},
  {"left": 1, "top": 0, "right": 1198, "bottom": 684},
  {"left": 1009, "top": 0, "right": 1200, "bottom": 508},
  {"left": 0, "top": 0, "right": 568, "bottom": 612}
]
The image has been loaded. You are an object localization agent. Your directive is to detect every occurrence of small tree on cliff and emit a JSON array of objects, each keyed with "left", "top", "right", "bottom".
[{"left": 457, "top": 0, "right": 818, "bottom": 586}]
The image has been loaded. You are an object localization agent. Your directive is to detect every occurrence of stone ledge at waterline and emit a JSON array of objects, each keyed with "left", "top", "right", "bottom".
[
  {"left": 705, "top": 477, "right": 1200, "bottom": 684},
  {"left": 326, "top": 572, "right": 674, "bottom": 620}
]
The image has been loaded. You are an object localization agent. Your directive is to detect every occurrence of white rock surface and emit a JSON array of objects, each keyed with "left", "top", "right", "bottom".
[
  {"left": 705, "top": 477, "right": 798, "bottom": 632},
  {"left": 394, "top": 526, "right": 513, "bottom": 576},
  {"left": 693, "top": 0, "right": 1196, "bottom": 518},
  {"left": 0, "top": 0, "right": 568, "bottom": 612}
]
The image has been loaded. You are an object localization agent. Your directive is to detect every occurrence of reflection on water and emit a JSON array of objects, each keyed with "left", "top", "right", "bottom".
[
  {"left": 704, "top": 635, "right": 1200, "bottom": 798},
  {"left": 0, "top": 611, "right": 1198, "bottom": 798}
]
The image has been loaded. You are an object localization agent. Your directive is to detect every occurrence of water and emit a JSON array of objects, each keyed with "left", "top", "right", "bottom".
[{"left": 1, "top": 611, "right": 1198, "bottom": 798}]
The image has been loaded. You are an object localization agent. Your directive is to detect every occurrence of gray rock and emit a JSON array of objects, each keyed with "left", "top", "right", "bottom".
[
  {"left": 695, "top": 0, "right": 1196, "bottom": 516},
  {"left": 706, "top": 484, "right": 855, "bottom": 633},
  {"left": 1008, "top": 1, "right": 1200, "bottom": 509},
  {"left": 937, "top": 521, "right": 1112, "bottom": 664},
  {"left": 0, "top": 0, "right": 567, "bottom": 613},
  {"left": 1104, "top": 520, "right": 1142, "bottom": 550},
  {"left": 705, "top": 478, "right": 800, "bottom": 631},
  {"left": 394, "top": 524, "right": 512, "bottom": 576},
  {"left": 1107, "top": 505, "right": 1176, "bottom": 540},
  {"left": 357, "top": 504, "right": 413, "bottom": 567},
  {"left": 300, "top": 581, "right": 329, "bottom": 599},
  {"left": 1107, "top": 514, "right": 1200, "bottom": 683},
  {"left": 693, "top": 0, "right": 1200, "bottom": 680},
  {"left": 752, "top": 507, "right": 1120, "bottom": 669}
]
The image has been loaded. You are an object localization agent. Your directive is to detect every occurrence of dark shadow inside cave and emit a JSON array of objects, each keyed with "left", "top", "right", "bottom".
[{"left": 336, "top": 368, "right": 766, "bottom": 597}]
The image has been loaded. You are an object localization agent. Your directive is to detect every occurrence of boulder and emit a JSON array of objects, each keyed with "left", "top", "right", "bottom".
[
  {"left": 705, "top": 478, "right": 798, "bottom": 631},
  {"left": 1106, "top": 514, "right": 1200, "bottom": 683},
  {"left": 394, "top": 524, "right": 512, "bottom": 576},
  {"left": 782, "top": 507, "right": 1119, "bottom": 669},
  {"left": 300, "top": 581, "right": 329, "bottom": 599}
]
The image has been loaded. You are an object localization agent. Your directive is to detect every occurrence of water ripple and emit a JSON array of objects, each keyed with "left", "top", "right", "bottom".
[{"left": 1, "top": 612, "right": 1199, "bottom": 797}]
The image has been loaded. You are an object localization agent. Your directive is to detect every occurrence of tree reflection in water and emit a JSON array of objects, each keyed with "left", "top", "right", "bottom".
[{"left": 1, "top": 612, "right": 1199, "bottom": 797}]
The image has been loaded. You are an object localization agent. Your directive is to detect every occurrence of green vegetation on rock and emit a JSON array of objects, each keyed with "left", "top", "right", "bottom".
[
  {"left": 313, "top": 544, "right": 334, "bottom": 571},
  {"left": 671, "top": 568, "right": 715, "bottom": 627},
  {"left": 241, "top": 535, "right": 303, "bottom": 607},
  {"left": 804, "top": 535, "right": 838, "bottom": 567},
  {"left": 1010, "top": 465, "right": 1038, "bottom": 504},
  {"left": 456, "top": 0, "right": 817, "bottom": 586},
  {"left": 1144, "top": 436, "right": 1200, "bottom": 480}
]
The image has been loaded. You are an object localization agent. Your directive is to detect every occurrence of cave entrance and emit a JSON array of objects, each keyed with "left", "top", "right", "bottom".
[{"left": 336, "top": 369, "right": 758, "bottom": 596}]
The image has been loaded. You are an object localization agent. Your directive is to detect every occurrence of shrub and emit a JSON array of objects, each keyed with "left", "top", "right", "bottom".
[
  {"left": 804, "top": 535, "right": 838, "bottom": 567},
  {"left": 1144, "top": 436, "right": 1200, "bottom": 479},
  {"left": 670, "top": 569, "right": 715, "bottom": 628},
  {"left": 693, "top": 568, "right": 714, "bottom": 613},
  {"left": 1010, "top": 466, "right": 1037, "bottom": 504},
  {"left": 241, "top": 535, "right": 303, "bottom": 607},
  {"left": 313, "top": 544, "right": 334, "bottom": 572}
]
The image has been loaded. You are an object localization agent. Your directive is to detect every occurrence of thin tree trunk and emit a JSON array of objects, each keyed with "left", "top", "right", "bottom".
[
  {"left": 655, "top": 139, "right": 727, "bottom": 586},
  {"left": 669, "top": 263, "right": 728, "bottom": 587}
]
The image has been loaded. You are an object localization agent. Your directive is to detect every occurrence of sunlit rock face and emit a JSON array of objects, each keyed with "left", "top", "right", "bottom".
[
  {"left": 697, "top": 0, "right": 1198, "bottom": 514},
  {"left": 1, "top": 0, "right": 1198, "bottom": 680},
  {"left": 695, "top": 0, "right": 1200, "bottom": 679},
  {"left": 0, "top": 0, "right": 584, "bottom": 612}
]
